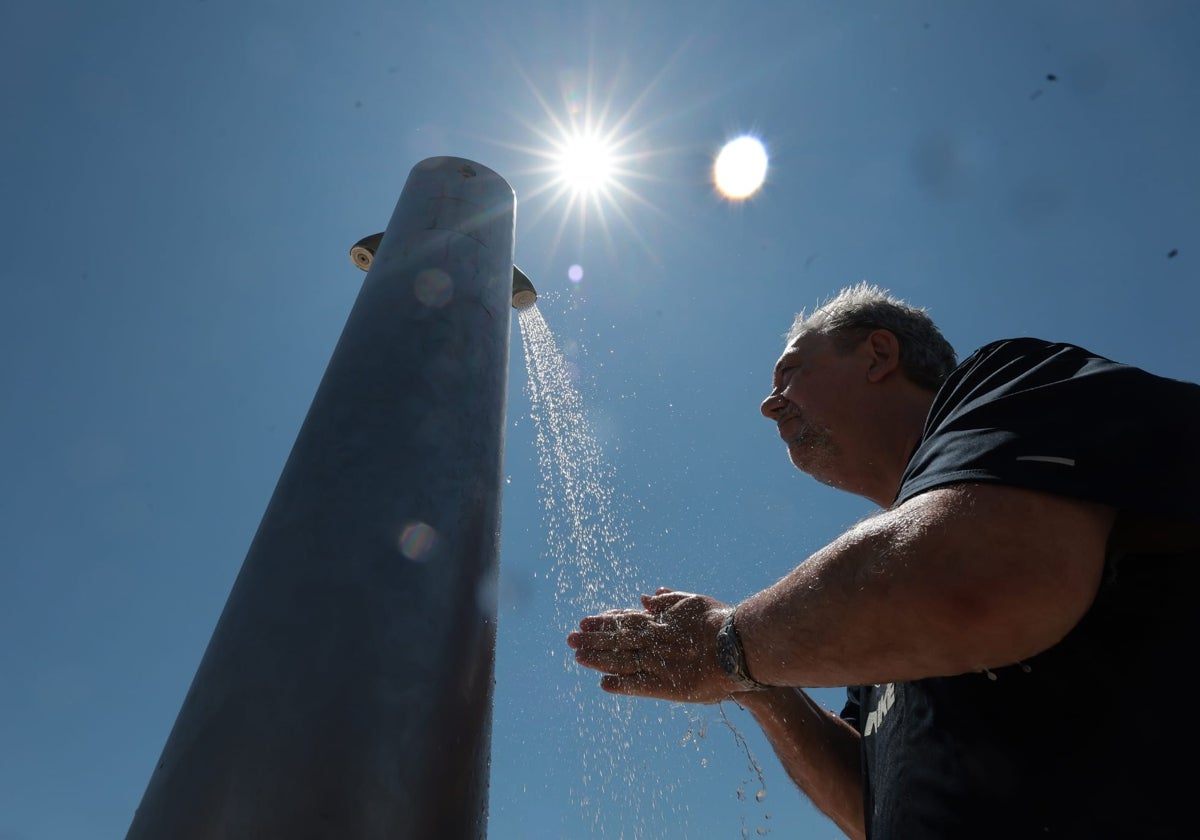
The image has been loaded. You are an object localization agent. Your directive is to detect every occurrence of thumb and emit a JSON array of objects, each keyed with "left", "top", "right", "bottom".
[{"left": 642, "top": 589, "right": 689, "bottom": 614}]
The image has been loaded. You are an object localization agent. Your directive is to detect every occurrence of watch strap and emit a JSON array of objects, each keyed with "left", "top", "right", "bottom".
[{"left": 716, "top": 608, "right": 770, "bottom": 692}]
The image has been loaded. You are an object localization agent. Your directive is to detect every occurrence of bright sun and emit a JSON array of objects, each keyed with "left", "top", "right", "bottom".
[
  {"left": 496, "top": 68, "right": 663, "bottom": 263},
  {"left": 555, "top": 132, "right": 617, "bottom": 196}
]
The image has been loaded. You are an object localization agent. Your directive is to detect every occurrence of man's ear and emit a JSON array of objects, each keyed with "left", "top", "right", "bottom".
[{"left": 865, "top": 329, "right": 901, "bottom": 382}]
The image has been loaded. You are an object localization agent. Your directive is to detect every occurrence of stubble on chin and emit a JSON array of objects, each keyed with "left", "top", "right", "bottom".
[{"left": 785, "top": 422, "right": 839, "bottom": 482}]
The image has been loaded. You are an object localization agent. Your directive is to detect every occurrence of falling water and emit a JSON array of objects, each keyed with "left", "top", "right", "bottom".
[
  {"left": 516, "top": 302, "right": 771, "bottom": 838},
  {"left": 518, "top": 304, "right": 637, "bottom": 617},
  {"left": 517, "top": 303, "right": 661, "bottom": 836}
]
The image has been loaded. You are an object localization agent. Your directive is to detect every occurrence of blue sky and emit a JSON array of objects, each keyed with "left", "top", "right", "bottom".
[{"left": 2, "top": 2, "right": 1197, "bottom": 838}]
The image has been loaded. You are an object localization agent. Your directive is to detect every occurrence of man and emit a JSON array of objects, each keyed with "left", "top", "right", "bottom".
[{"left": 567, "top": 283, "right": 1200, "bottom": 838}]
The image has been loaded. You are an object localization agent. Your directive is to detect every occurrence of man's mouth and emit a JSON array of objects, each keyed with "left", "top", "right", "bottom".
[{"left": 777, "top": 415, "right": 805, "bottom": 442}]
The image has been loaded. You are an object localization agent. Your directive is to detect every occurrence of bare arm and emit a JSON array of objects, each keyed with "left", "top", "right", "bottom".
[
  {"left": 734, "top": 688, "right": 865, "bottom": 840},
  {"left": 570, "top": 483, "right": 1114, "bottom": 698},
  {"left": 738, "top": 483, "right": 1115, "bottom": 687},
  {"left": 569, "top": 482, "right": 1113, "bottom": 832}
]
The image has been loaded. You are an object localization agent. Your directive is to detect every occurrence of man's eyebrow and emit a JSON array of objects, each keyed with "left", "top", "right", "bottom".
[{"left": 774, "top": 348, "right": 800, "bottom": 374}]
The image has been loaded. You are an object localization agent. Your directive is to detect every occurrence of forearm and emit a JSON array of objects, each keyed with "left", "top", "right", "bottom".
[
  {"left": 736, "top": 485, "right": 1113, "bottom": 687},
  {"left": 737, "top": 509, "right": 932, "bottom": 687},
  {"left": 735, "top": 688, "right": 864, "bottom": 840}
]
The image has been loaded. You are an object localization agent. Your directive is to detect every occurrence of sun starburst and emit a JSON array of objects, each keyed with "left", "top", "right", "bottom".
[
  {"left": 555, "top": 131, "right": 617, "bottom": 197},
  {"left": 489, "top": 64, "right": 673, "bottom": 265}
]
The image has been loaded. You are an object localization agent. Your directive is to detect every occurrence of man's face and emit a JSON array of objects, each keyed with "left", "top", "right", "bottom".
[{"left": 760, "top": 331, "right": 862, "bottom": 482}]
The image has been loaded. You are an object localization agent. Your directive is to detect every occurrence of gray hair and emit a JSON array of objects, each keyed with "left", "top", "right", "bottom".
[{"left": 788, "top": 282, "right": 957, "bottom": 391}]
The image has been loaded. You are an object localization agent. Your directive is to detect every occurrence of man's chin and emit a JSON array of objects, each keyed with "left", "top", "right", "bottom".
[
  {"left": 787, "top": 448, "right": 818, "bottom": 475},
  {"left": 787, "top": 444, "right": 835, "bottom": 482}
]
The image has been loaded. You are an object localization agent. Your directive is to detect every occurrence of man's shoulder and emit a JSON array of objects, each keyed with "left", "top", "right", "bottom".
[
  {"left": 960, "top": 337, "right": 1095, "bottom": 368},
  {"left": 948, "top": 337, "right": 1131, "bottom": 396},
  {"left": 957, "top": 338, "right": 1198, "bottom": 395}
]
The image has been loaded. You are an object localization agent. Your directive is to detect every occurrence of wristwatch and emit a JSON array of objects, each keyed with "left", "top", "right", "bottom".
[{"left": 716, "top": 608, "right": 770, "bottom": 692}]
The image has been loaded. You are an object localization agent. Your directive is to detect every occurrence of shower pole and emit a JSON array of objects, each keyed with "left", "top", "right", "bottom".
[{"left": 126, "top": 156, "right": 532, "bottom": 839}]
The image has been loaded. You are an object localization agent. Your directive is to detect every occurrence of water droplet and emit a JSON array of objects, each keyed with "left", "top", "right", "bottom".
[{"left": 517, "top": 305, "right": 671, "bottom": 832}]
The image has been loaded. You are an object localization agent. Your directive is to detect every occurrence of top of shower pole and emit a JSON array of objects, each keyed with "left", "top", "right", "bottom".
[{"left": 349, "top": 157, "right": 536, "bottom": 310}]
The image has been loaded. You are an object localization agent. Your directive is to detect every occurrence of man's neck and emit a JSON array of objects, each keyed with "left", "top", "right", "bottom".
[{"left": 849, "top": 387, "right": 936, "bottom": 508}]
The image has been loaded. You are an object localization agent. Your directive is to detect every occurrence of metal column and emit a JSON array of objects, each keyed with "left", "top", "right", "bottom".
[{"left": 126, "top": 156, "right": 520, "bottom": 839}]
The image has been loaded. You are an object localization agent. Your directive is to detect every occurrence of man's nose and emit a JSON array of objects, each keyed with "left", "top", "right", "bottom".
[{"left": 760, "top": 391, "right": 786, "bottom": 420}]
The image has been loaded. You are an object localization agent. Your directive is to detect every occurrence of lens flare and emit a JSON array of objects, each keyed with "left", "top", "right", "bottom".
[
  {"left": 714, "top": 136, "right": 768, "bottom": 199},
  {"left": 399, "top": 521, "right": 438, "bottom": 561},
  {"left": 413, "top": 268, "right": 453, "bottom": 308}
]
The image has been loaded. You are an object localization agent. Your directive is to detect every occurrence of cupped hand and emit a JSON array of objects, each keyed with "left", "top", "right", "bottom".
[{"left": 566, "top": 587, "right": 739, "bottom": 704}]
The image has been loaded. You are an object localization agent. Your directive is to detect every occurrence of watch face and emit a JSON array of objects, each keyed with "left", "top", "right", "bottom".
[
  {"left": 716, "top": 618, "right": 739, "bottom": 677},
  {"left": 716, "top": 611, "right": 767, "bottom": 691}
]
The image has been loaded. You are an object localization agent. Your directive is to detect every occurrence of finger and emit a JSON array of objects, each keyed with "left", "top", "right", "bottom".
[
  {"left": 578, "top": 608, "right": 644, "bottom": 624},
  {"left": 576, "top": 610, "right": 660, "bottom": 635},
  {"left": 642, "top": 591, "right": 692, "bottom": 614},
  {"left": 598, "top": 670, "right": 682, "bottom": 700},
  {"left": 575, "top": 608, "right": 649, "bottom": 629},
  {"left": 601, "top": 670, "right": 729, "bottom": 705},
  {"left": 568, "top": 627, "right": 660, "bottom": 651},
  {"left": 599, "top": 671, "right": 653, "bottom": 696},
  {"left": 573, "top": 648, "right": 645, "bottom": 675}
]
